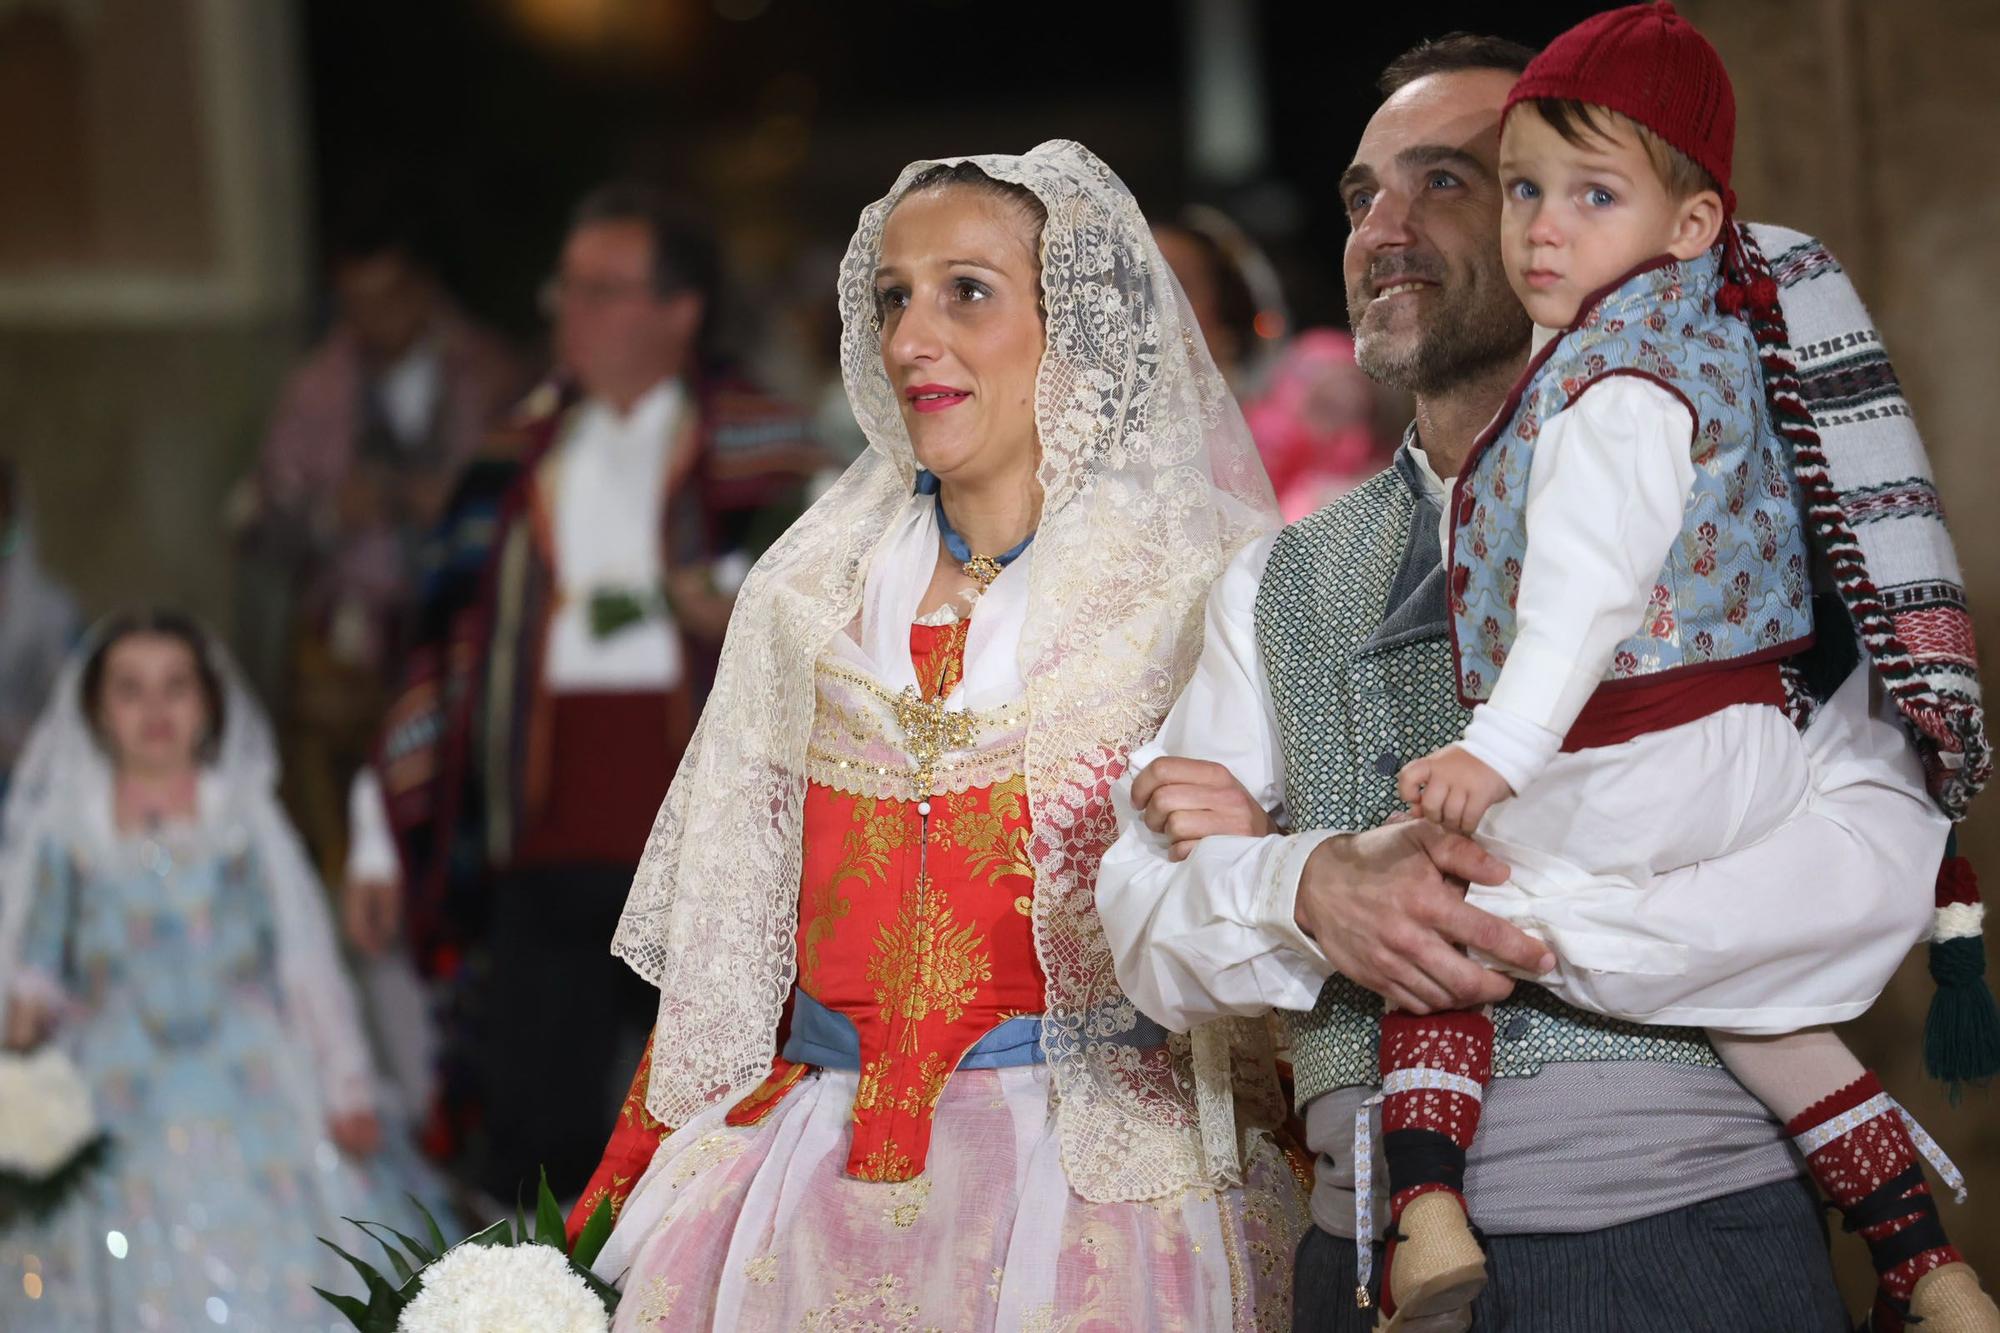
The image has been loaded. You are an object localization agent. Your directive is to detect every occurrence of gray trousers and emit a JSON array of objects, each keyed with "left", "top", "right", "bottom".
[{"left": 1292, "top": 1177, "right": 1851, "bottom": 1332}]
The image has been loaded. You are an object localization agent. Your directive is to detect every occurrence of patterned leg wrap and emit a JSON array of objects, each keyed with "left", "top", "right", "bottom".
[
  {"left": 1379, "top": 1009, "right": 1493, "bottom": 1217},
  {"left": 1787, "top": 1071, "right": 1960, "bottom": 1331},
  {"left": 1368, "top": 1009, "right": 1493, "bottom": 1317}
]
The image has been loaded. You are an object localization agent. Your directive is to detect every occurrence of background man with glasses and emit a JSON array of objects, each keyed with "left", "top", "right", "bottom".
[{"left": 343, "top": 181, "right": 821, "bottom": 1207}]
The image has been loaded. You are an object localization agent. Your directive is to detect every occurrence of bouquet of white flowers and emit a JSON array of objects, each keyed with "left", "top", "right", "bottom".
[
  {"left": 0, "top": 1046, "right": 110, "bottom": 1227},
  {"left": 319, "top": 1171, "right": 618, "bottom": 1333}
]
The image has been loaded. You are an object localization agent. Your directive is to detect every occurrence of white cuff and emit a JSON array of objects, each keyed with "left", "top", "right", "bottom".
[
  {"left": 344, "top": 769, "right": 401, "bottom": 887},
  {"left": 1458, "top": 703, "right": 1563, "bottom": 794},
  {"left": 1260, "top": 829, "right": 1345, "bottom": 969}
]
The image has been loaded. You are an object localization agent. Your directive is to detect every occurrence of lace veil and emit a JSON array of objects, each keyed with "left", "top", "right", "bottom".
[
  {"left": 0, "top": 619, "right": 377, "bottom": 1116},
  {"left": 611, "top": 140, "right": 1281, "bottom": 1201}
]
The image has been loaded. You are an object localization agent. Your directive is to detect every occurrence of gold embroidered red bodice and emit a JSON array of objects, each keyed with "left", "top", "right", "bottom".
[{"left": 566, "top": 616, "right": 1044, "bottom": 1232}]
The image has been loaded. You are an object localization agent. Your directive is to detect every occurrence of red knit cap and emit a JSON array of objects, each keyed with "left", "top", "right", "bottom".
[{"left": 1504, "top": 1, "right": 1736, "bottom": 204}]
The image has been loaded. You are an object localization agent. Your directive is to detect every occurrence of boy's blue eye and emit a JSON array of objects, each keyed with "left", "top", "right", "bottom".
[
  {"left": 1587, "top": 186, "right": 1617, "bottom": 207},
  {"left": 1509, "top": 180, "right": 1540, "bottom": 202}
]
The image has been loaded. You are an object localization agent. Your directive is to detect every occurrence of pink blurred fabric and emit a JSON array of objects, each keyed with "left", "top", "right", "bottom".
[{"left": 1244, "top": 329, "right": 1391, "bottom": 521}]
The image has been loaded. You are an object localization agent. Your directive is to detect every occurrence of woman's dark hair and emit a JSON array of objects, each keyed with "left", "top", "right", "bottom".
[
  {"left": 903, "top": 162, "right": 1049, "bottom": 239},
  {"left": 81, "top": 611, "right": 227, "bottom": 764}
]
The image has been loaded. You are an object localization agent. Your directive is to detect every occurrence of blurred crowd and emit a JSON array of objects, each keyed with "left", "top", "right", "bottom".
[{"left": 0, "top": 167, "right": 1397, "bottom": 1312}]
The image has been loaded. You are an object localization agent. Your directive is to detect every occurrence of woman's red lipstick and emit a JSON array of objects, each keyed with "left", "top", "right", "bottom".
[{"left": 906, "top": 383, "right": 971, "bottom": 413}]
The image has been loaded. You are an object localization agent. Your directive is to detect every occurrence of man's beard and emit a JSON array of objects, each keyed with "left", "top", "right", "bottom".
[{"left": 1347, "top": 254, "right": 1530, "bottom": 394}]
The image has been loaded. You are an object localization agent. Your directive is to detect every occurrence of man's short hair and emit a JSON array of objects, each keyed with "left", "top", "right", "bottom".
[
  {"left": 569, "top": 181, "right": 719, "bottom": 309},
  {"left": 1377, "top": 32, "right": 1538, "bottom": 97}
]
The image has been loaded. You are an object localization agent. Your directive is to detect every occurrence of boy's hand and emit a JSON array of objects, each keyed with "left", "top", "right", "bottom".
[{"left": 1398, "top": 745, "right": 1514, "bottom": 834}]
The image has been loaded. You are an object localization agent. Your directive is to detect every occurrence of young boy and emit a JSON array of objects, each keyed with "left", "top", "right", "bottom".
[{"left": 1380, "top": 5, "right": 1998, "bottom": 1331}]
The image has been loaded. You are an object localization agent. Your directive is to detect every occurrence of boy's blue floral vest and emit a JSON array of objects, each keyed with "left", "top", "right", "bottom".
[
  {"left": 1448, "top": 250, "right": 1812, "bottom": 709},
  {"left": 1255, "top": 456, "right": 1723, "bottom": 1105}
]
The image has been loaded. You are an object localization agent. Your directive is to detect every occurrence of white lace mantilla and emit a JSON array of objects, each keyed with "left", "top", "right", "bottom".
[{"left": 610, "top": 140, "right": 1281, "bottom": 1203}]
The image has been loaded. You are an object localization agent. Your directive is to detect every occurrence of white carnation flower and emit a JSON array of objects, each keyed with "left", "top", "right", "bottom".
[
  {"left": 398, "top": 1241, "right": 609, "bottom": 1333},
  {"left": 0, "top": 1048, "right": 99, "bottom": 1178}
]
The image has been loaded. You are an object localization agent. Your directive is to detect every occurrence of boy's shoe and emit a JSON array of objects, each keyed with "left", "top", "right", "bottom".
[{"left": 1374, "top": 1191, "right": 1487, "bottom": 1333}]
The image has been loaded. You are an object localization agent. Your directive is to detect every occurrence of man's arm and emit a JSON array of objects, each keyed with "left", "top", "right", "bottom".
[{"left": 1097, "top": 535, "right": 1544, "bottom": 1029}]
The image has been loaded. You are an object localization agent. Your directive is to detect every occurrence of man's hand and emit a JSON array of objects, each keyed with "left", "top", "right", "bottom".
[
  {"left": 1295, "top": 822, "right": 1551, "bottom": 1013},
  {"left": 343, "top": 876, "right": 404, "bottom": 957},
  {"left": 329, "top": 1109, "right": 382, "bottom": 1158},
  {"left": 1398, "top": 744, "right": 1514, "bottom": 834},
  {"left": 1129, "top": 756, "right": 1277, "bottom": 860},
  {"left": 666, "top": 567, "right": 736, "bottom": 643}
]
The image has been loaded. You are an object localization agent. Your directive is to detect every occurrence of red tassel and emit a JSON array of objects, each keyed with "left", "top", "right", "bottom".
[
  {"left": 1749, "top": 276, "right": 1779, "bottom": 312},
  {"left": 1939, "top": 855, "right": 1981, "bottom": 910},
  {"left": 1715, "top": 282, "right": 1746, "bottom": 315}
]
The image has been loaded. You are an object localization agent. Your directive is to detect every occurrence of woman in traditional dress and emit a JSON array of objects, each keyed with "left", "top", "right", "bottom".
[
  {"left": 577, "top": 141, "right": 1308, "bottom": 1330},
  {"left": 0, "top": 612, "right": 446, "bottom": 1332}
]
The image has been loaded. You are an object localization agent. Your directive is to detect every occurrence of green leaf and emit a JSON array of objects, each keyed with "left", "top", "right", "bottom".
[
  {"left": 378, "top": 1221, "right": 440, "bottom": 1269},
  {"left": 312, "top": 1286, "right": 376, "bottom": 1331},
  {"left": 414, "top": 1195, "right": 449, "bottom": 1258},
  {"left": 317, "top": 1238, "right": 399, "bottom": 1308},
  {"left": 460, "top": 1218, "right": 513, "bottom": 1249},
  {"left": 579, "top": 1265, "right": 623, "bottom": 1314},
  {"left": 570, "top": 1194, "right": 614, "bottom": 1269},
  {"left": 534, "top": 1168, "right": 567, "bottom": 1250},
  {"left": 351, "top": 1221, "right": 415, "bottom": 1284}
]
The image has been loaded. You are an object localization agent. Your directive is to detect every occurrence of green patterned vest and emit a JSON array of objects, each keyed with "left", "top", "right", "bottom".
[{"left": 1255, "top": 449, "right": 1721, "bottom": 1109}]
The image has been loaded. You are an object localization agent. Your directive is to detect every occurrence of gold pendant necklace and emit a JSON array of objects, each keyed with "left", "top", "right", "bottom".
[{"left": 961, "top": 554, "right": 1004, "bottom": 592}]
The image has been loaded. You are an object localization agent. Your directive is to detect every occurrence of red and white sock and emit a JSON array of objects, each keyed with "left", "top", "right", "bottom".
[
  {"left": 1787, "top": 1071, "right": 1959, "bottom": 1331},
  {"left": 1379, "top": 1008, "right": 1493, "bottom": 1214}
]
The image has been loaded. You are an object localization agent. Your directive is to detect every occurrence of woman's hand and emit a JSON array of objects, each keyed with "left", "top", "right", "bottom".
[
  {"left": 3, "top": 996, "right": 51, "bottom": 1051},
  {"left": 329, "top": 1109, "right": 383, "bottom": 1158},
  {"left": 1130, "top": 756, "right": 1277, "bottom": 860}
]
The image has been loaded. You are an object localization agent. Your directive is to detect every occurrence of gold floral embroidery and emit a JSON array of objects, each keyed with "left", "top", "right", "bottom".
[
  {"left": 618, "top": 1035, "right": 663, "bottom": 1130},
  {"left": 866, "top": 890, "right": 992, "bottom": 1052},
  {"left": 880, "top": 1174, "right": 932, "bottom": 1229},
  {"left": 628, "top": 1274, "right": 682, "bottom": 1325},
  {"left": 802, "top": 801, "right": 911, "bottom": 990},
  {"left": 941, "top": 773, "right": 1034, "bottom": 885},
  {"left": 898, "top": 1049, "right": 950, "bottom": 1118},
  {"left": 854, "top": 1053, "right": 893, "bottom": 1115},
  {"left": 853, "top": 1143, "right": 916, "bottom": 1182},
  {"left": 798, "top": 1272, "right": 926, "bottom": 1333},
  {"left": 669, "top": 1130, "right": 746, "bottom": 1186},
  {"left": 743, "top": 1254, "right": 779, "bottom": 1284}
]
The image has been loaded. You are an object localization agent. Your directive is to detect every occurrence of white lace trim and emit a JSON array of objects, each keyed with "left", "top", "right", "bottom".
[
  {"left": 1791, "top": 1091, "right": 1968, "bottom": 1204},
  {"left": 609, "top": 141, "right": 1280, "bottom": 1203},
  {"left": 804, "top": 659, "right": 1029, "bottom": 799}
]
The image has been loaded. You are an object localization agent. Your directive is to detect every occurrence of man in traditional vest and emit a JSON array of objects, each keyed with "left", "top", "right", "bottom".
[
  {"left": 343, "top": 183, "right": 819, "bottom": 1204},
  {"left": 1098, "top": 34, "right": 1951, "bottom": 1332}
]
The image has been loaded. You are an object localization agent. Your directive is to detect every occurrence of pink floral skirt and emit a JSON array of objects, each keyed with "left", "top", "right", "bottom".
[{"left": 592, "top": 1065, "right": 1306, "bottom": 1331}]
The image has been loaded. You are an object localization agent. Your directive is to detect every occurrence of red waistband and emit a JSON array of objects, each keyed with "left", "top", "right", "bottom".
[
  {"left": 514, "top": 688, "right": 689, "bottom": 866},
  {"left": 1562, "top": 658, "right": 1788, "bottom": 752}
]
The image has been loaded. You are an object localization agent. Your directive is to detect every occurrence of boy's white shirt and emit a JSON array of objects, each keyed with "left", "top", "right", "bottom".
[
  {"left": 1452, "top": 327, "right": 1700, "bottom": 792},
  {"left": 1095, "top": 435, "right": 1943, "bottom": 1034}
]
